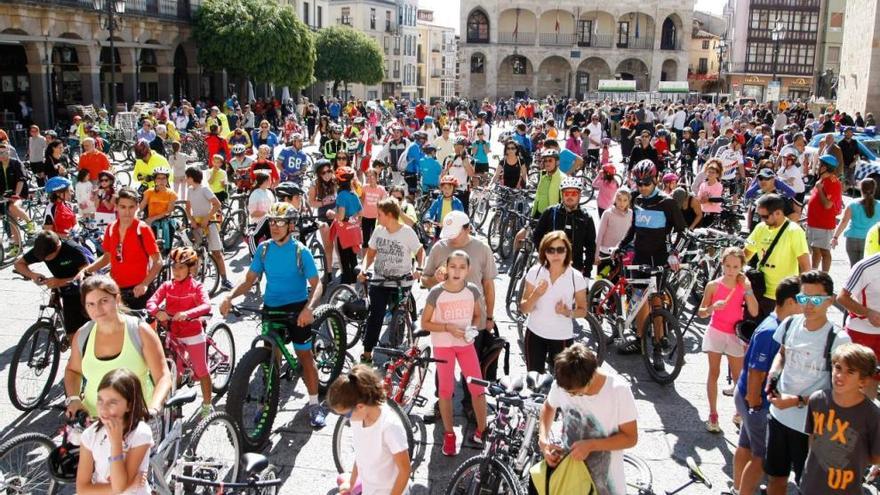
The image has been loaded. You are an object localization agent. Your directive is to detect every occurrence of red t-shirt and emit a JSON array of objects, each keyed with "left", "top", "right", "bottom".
[
  {"left": 807, "top": 175, "right": 842, "bottom": 229},
  {"left": 45, "top": 201, "right": 77, "bottom": 236},
  {"left": 78, "top": 151, "right": 111, "bottom": 181},
  {"left": 101, "top": 220, "right": 160, "bottom": 289}
]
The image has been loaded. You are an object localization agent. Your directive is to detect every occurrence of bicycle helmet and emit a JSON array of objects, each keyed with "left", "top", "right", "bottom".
[
  {"left": 631, "top": 159, "right": 658, "bottom": 184},
  {"left": 781, "top": 148, "right": 798, "bottom": 158},
  {"left": 602, "top": 164, "right": 617, "bottom": 175},
  {"left": 422, "top": 143, "right": 437, "bottom": 153},
  {"left": 541, "top": 148, "right": 560, "bottom": 160},
  {"left": 231, "top": 143, "right": 247, "bottom": 155},
  {"left": 335, "top": 166, "right": 355, "bottom": 182},
  {"left": 453, "top": 136, "right": 469, "bottom": 147},
  {"left": 314, "top": 158, "right": 332, "bottom": 174},
  {"left": 560, "top": 176, "right": 582, "bottom": 192},
  {"left": 276, "top": 181, "right": 304, "bottom": 198},
  {"left": 413, "top": 131, "right": 428, "bottom": 140},
  {"left": 267, "top": 202, "right": 299, "bottom": 220},
  {"left": 662, "top": 172, "right": 679, "bottom": 183},
  {"left": 47, "top": 445, "right": 79, "bottom": 481},
  {"left": 291, "top": 133, "right": 304, "bottom": 141},
  {"left": 169, "top": 246, "right": 199, "bottom": 265},
  {"left": 45, "top": 176, "right": 72, "bottom": 194},
  {"left": 152, "top": 166, "right": 171, "bottom": 178},
  {"left": 424, "top": 116, "right": 434, "bottom": 123},
  {"left": 440, "top": 175, "right": 459, "bottom": 187},
  {"left": 133, "top": 139, "right": 151, "bottom": 159},
  {"left": 818, "top": 154, "right": 839, "bottom": 170}
]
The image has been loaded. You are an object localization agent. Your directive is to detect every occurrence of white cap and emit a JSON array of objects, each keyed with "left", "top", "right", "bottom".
[{"left": 439, "top": 211, "right": 470, "bottom": 240}]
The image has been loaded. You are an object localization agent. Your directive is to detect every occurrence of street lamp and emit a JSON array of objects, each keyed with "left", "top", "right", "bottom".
[
  {"left": 715, "top": 38, "right": 727, "bottom": 93},
  {"left": 94, "top": 0, "right": 125, "bottom": 115},
  {"left": 770, "top": 18, "right": 784, "bottom": 83}
]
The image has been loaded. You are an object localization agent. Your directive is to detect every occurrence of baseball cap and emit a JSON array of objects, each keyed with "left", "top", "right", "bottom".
[
  {"left": 757, "top": 168, "right": 776, "bottom": 179},
  {"left": 439, "top": 211, "right": 470, "bottom": 240}
]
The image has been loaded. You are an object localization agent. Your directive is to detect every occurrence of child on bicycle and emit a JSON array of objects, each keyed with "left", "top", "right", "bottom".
[
  {"left": 77, "top": 368, "right": 153, "bottom": 495},
  {"left": 423, "top": 175, "right": 464, "bottom": 236},
  {"left": 420, "top": 250, "right": 488, "bottom": 456},
  {"left": 697, "top": 247, "right": 759, "bottom": 433},
  {"left": 592, "top": 164, "right": 620, "bottom": 219},
  {"left": 327, "top": 365, "right": 412, "bottom": 495},
  {"left": 146, "top": 246, "right": 212, "bottom": 417}
]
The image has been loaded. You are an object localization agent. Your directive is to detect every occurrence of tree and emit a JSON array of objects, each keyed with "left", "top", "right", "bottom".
[
  {"left": 193, "top": 0, "right": 315, "bottom": 89},
  {"left": 315, "top": 26, "right": 385, "bottom": 96}
]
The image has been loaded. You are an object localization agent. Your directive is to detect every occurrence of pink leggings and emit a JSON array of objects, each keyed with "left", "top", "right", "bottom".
[
  {"left": 434, "top": 345, "right": 485, "bottom": 399},
  {"left": 177, "top": 341, "right": 209, "bottom": 380}
]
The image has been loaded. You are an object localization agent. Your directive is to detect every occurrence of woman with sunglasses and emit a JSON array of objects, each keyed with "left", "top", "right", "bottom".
[
  {"left": 309, "top": 159, "right": 338, "bottom": 279},
  {"left": 493, "top": 140, "right": 527, "bottom": 189},
  {"left": 519, "top": 231, "right": 588, "bottom": 373},
  {"left": 250, "top": 119, "right": 278, "bottom": 155}
]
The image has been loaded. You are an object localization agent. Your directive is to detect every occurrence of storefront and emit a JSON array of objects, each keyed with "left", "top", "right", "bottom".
[{"left": 729, "top": 74, "right": 815, "bottom": 103}]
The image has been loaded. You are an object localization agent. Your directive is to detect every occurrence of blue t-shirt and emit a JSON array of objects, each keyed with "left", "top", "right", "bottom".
[
  {"left": 277, "top": 148, "right": 308, "bottom": 182},
  {"left": 329, "top": 103, "right": 341, "bottom": 118},
  {"left": 559, "top": 149, "right": 578, "bottom": 174},
  {"left": 336, "top": 189, "right": 362, "bottom": 218},
  {"left": 737, "top": 312, "right": 782, "bottom": 409},
  {"left": 249, "top": 239, "right": 318, "bottom": 307},
  {"left": 471, "top": 140, "right": 489, "bottom": 163},
  {"left": 419, "top": 157, "right": 442, "bottom": 189}
]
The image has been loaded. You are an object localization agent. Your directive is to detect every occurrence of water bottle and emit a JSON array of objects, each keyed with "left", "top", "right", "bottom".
[{"left": 465, "top": 325, "right": 479, "bottom": 343}]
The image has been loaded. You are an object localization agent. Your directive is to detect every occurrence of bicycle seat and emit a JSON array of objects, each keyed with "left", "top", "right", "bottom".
[
  {"left": 686, "top": 456, "right": 711, "bottom": 488},
  {"left": 526, "top": 372, "right": 554, "bottom": 395},
  {"left": 413, "top": 330, "right": 430, "bottom": 339},
  {"left": 164, "top": 388, "right": 198, "bottom": 409},
  {"left": 242, "top": 453, "right": 269, "bottom": 477},
  {"left": 341, "top": 299, "right": 368, "bottom": 320}
]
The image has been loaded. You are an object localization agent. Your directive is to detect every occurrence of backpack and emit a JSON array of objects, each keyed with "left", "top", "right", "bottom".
[
  {"left": 475, "top": 324, "right": 509, "bottom": 381},
  {"left": 76, "top": 314, "right": 143, "bottom": 357},
  {"left": 779, "top": 316, "right": 841, "bottom": 374},
  {"left": 529, "top": 453, "right": 597, "bottom": 495},
  {"left": 258, "top": 236, "right": 305, "bottom": 276}
]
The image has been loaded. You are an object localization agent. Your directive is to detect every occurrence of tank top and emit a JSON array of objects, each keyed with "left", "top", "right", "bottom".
[
  {"left": 502, "top": 158, "right": 522, "bottom": 188},
  {"left": 316, "top": 185, "right": 337, "bottom": 219},
  {"left": 844, "top": 200, "right": 880, "bottom": 240},
  {"left": 708, "top": 281, "right": 745, "bottom": 335},
  {"left": 81, "top": 316, "right": 153, "bottom": 417},
  {"left": 681, "top": 198, "right": 697, "bottom": 227}
]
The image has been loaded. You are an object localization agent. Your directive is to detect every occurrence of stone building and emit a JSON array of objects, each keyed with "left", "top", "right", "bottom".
[
  {"left": 836, "top": 0, "right": 880, "bottom": 114},
  {"left": 458, "top": 0, "right": 694, "bottom": 100},
  {"left": 417, "top": 9, "right": 456, "bottom": 102},
  {"left": 688, "top": 23, "right": 722, "bottom": 93}
]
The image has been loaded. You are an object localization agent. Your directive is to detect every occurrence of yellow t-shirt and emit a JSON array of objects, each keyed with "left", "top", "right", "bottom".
[
  {"left": 133, "top": 153, "right": 172, "bottom": 189},
  {"left": 865, "top": 223, "right": 880, "bottom": 257},
  {"left": 440, "top": 198, "right": 453, "bottom": 222},
  {"left": 207, "top": 168, "right": 227, "bottom": 194},
  {"left": 745, "top": 220, "right": 809, "bottom": 299},
  {"left": 144, "top": 188, "right": 177, "bottom": 217}
]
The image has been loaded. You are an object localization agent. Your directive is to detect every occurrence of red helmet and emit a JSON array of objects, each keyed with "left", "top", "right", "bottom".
[
  {"left": 440, "top": 175, "right": 459, "bottom": 187},
  {"left": 335, "top": 166, "right": 355, "bottom": 182},
  {"left": 602, "top": 164, "right": 617, "bottom": 175}
]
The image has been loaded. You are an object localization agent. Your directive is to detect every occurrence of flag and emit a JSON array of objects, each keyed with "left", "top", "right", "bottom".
[
  {"left": 514, "top": 8, "right": 520, "bottom": 38},
  {"left": 635, "top": 14, "right": 640, "bottom": 38},
  {"left": 555, "top": 9, "right": 560, "bottom": 33}
]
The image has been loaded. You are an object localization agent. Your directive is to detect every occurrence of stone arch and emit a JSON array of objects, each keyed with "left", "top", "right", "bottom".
[
  {"left": 498, "top": 8, "right": 537, "bottom": 44},
  {"left": 498, "top": 53, "right": 535, "bottom": 98},
  {"left": 576, "top": 10, "right": 615, "bottom": 47},
  {"left": 470, "top": 52, "right": 486, "bottom": 74},
  {"left": 173, "top": 44, "right": 189, "bottom": 99},
  {"left": 537, "top": 56, "right": 571, "bottom": 97},
  {"left": 615, "top": 57, "right": 650, "bottom": 90},
  {"left": 139, "top": 45, "right": 160, "bottom": 101},
  {"left": 466, "top": 8, "right": 490, "bottom": 43},
  {"left": 661, "top": 59, "right": 678, "bottom": 82},
  {"left": 0, "top": 35, "right": 30, "bottom": 116},
  {"left": 660, "top": 14, "right": 683, "bottom": 50},
  {"left": 538, "top": 10, "right": 575, "bottom": 46},
  {"left": 616, "top": 12, "right": 655, "bottom": 50},
  {"left": 575, "top": 57, "right": 613, "bottom": 97}
]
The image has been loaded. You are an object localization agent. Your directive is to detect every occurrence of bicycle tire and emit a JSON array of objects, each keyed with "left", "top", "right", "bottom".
[
  {"left": 487, "top": 214, "right": 503, "bottom": 253},
  {"left": 394, "top": 346, "right": 430, "bottom": 415},
  {"left": 308, "top": 235, "right": 327, "bottom": 280},
  {"left": 326, "top": 284, "right": 363, "bottom": 349},
  {"left": 225, "top": 346, "right": 279, "bottom": 452},
  {"left": 499, "top": 216, "right": 517, "bottom": 259},
  {"left": 221, "top": 209, "right": 247, "bottom": 251},
  {"left": 0, "top": 432, "right": 58, "bottom": 495},
  {"left": 506, "top": 257, "right": 529, "bottom": 325},
  {"left": 182, "top": 411, "right": 242, "bottom": 487},
  {"left": 588, "top": 279, "right": 621, "bottom": 343},
  {"left": 640, "top": 308, "right": 685, "bottom": 385},
  {"left": 199, "top": 251, "right": 221, "bottom": 297},
  {"left": 623, "top": 453, "right": 654, "bottom": 494},
  {"left": 256, "top": 464, "right": 280, "bottom": 495},
  {"left": 8, "top": 321, "right": 61, "bottom": 412},
  {"left": 471, "top": 193, "right": 490, "bottom": 229},
  {"left": 444, "top": 454, "right": 524, "bottom": 495},
  {"left": 311, "top": 305, "right": 347, "bottom": 393},
  {"left": 206, "top": 322, "right": 236, "bottom": 396},
  {"left": 581, "top": 179, "right": 595, "bottom": 205},
  {"left": 171, "top": 204, "right": 190, "bottom": 231},
  {"left": 114, "top": 168, "right": 131, "bottom": 187},
  {"left": 332, "top": 400, "right": 414, "bottom": 474},
  {"left": 576, "top": 314, "right": 607, "bottom": 366}
]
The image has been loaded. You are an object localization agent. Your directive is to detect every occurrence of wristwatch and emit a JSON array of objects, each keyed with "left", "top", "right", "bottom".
[{"left": 797, "top": 395, "right": 807, "bottom": 409}]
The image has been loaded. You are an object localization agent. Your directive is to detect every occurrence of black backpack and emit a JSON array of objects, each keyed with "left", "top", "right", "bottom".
[{"left": 475, "top": 325, "right": 510, "bottom": 381}]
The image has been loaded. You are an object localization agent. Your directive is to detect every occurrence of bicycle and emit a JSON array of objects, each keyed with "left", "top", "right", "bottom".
[
  {"left": 468, "top": 175, "right": 493, "bottom": 230},
  {"left": 172, "top": 453, "right": 282, "bottom": 494},
  {"left": 365, "top": 273, "right": 421, "bottom": 351},
  {"left": 177, "top": 220, "right": 223, "bottom": 296},
  {"left": 623, "top": 453, "right": 713, "bottom": 495},
  {"left": 224, "top": 303, "right": 346, "bottom": 451},
  {"left": 487, "top": 186, "right": 532, "bottom": 260},
  {"left": 0, "top": 194, "right": 42, "bottom": 264},
  {"left": 220, "top": 192, "right": 249, "bottom": 251}
]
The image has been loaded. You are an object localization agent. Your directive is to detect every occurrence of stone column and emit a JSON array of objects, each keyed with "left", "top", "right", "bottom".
[
  {"left": 81, "top": 64, "right": 102, "bottom": 109},
  {"left": 486, "top": 51, "right": 498, "bottom": 99},
  {"left": 27, "top": 64, "right": 52, "bottom": 129},
  {"left": 158, "top": 66, "right": 173, "bottom": 101},
  {"left": 187, "top": 68, "right": 201, "bottom": 101}
]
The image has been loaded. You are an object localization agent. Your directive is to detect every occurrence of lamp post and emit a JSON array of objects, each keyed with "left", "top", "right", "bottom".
[
  {"left": 770, "top": 18, "right": 784, "bottom": 83},
  {"left": 94, "top": 0, "right": 125, "bottom": 115},
  {"left": 715, "top": 38, "right": 727, "bottom": 93}
]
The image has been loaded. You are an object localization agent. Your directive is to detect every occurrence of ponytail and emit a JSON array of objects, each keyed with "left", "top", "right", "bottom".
[{"left": 859, "top": 178, "right": 877, "bottom": 218}]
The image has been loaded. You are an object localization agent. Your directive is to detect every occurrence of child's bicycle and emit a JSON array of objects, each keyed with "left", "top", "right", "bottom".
[
  {"left": 172, "top": 453, "right": 282, "bottom": 494},
  {"left": 224, "top": 303, "right": 347, "bottom": 451}
]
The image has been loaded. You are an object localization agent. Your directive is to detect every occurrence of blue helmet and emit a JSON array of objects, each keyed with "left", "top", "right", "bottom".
[
  {"left": 818, "top": 154, "right": 839, "bottom": 170},
  {"left": 45, "top": 176, "right": 72, "bottom": 194}
]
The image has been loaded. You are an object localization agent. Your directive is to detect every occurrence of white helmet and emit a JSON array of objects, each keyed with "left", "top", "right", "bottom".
[{"left": 560, "top": 176, "right": 582, "bottom": 192}]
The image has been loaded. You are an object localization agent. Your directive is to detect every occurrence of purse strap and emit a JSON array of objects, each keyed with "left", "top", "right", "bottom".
[{"left": 758, "top": 219, "right": 789, "bottom": 269}]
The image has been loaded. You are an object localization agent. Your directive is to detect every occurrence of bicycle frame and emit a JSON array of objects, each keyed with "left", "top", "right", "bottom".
[
  {"left": 158, "top": 322, "right": 231, "bottom": 386},
  {"left": 149, "top": 409, "right": 186, "bottom": 494}
]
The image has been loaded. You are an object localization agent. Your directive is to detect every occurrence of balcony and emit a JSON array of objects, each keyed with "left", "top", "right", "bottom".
[
  {"left": 660, "top": 39, "right": 682, "bottom": 50},
  {"left": 36, "top": 0, "right": 198, "bottom": 20},
  {"left": 538, "top": 33, "right": 575, "bottom": 46},
  {"left": 750, "top": 0, "right": 820, "bottom": 10},
  {"left": 617, "top": 37, "right": 654, "bottom": 50},
  {"left": 727, "top": 62, "right": 813, "bottom": 76},
  {"left": 337, "top": 16, "right": 351, "bottom": 26},
  {"left": 498, "top": 32, "right": 535, "bottom": 45},
  {"left": 747, "top": 29, "right": 818, "bottom": 43},
  {"left": 576, "top": 34, "right": 613, "bottom": 48},
  {"left": 687, "top": 69, "right": 718, "bottom": 80}
]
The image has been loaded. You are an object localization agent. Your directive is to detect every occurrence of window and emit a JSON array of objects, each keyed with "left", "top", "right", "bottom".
[
  {"left": 702, "top": 39, "right": 710, "bottom": 50},
  {"left": 470, "top": 53, "right": 484, "bottom": 73},
  {"left": 384, "top": 36, "right": 390, "bottom": 54},
  {"left": 511, "top": 55, "right": 527, "bottom": 75},
  {"left": 827, "top": 46, "right": 840, "bottom": 63},
  {"left": 317, "top": 6, "right": 322, "bottom": 27},
  {"left": 370, "top": 8, "right": 376, "bottom": 30},
  {"left": 303, "top": 2, "right": 310, "bottom": 25},
  {"left": 698, "top": 58, "right": 708, "bottom": 73},
  {"left": 617, "top": 21, "right": 629, "bottom": 47},
  {"left": 341, "top": 7, "right": 350, "bottom": 25},
  {"left": 467, "top": 10, "right": 490, "bottom": 43},
  {"left": 830, "top": 12, "right": 843, "bottom": 28},
  {"left": 577, "top": 20, "right": 592, "bottom": 46},
  {"left": 386, "top": 11, "right": 392, "bottom": 31}
]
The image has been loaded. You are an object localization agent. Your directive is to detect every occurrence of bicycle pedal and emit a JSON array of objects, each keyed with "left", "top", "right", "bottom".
[{"left": 412, "top": 396, "right": 427, "bottom": 408}]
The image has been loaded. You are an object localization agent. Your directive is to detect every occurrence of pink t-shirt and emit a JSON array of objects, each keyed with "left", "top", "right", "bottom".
[
  {"left": 360, "top": 185, "right": 387, "bottom": 219},
  {"left": 699, "top": 181, "right": 723, "bottom": 213},
  {"left": 708, "top": 280, "right": 745, "bottom": 334},
  {"left": 592, "top": 176, "right": 619, "bottom": 210},
  {"left": 425, "top": 283, "right": 482, "bottom": 348}
]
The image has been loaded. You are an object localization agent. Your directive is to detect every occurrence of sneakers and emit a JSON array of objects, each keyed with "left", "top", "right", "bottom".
[
  {"left": 359, "top": 353, "right": 373, "bottom": 365},
  {"left": 471, "top": 429, "right": 485, "bottom": 446},
  {"left": 442, "top": 431, "right": 457, "bottom": 456},
  {"left": 732, "top": 413, "right": 742, "bottom": 429},
  {"left": 722, "top": 385, "right": 735, "bottom": 397},
  {"left": 7, "top": 245, "right": 19, "bottom": 258},
  {"left": 24, "top": 222, "right": 35, "bottom": 235},
  {"left": 706, "top": 413, "right": 722, "bottom": 433},
  {"left": 220, "top": 279, "right": 234, "bottom": 291},
  {"left": 200, "top": 403, "right": 213, "bottom": 419},
  {"left": 309, "top": 403, "right": 328, "bottom": 428}
]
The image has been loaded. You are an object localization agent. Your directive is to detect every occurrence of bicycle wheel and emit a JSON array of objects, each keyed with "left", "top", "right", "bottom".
[
  {"left": 641, "top": 308, "right": 685, "bottom": 385},
  {"left": 326, "top": 284, "right": 363, "bottom": 349},
  {"left": 332, "top": 400, "right": 414, "bottom": 474},
  {"left": 198, "top": 251, "right": 221, "bottom": 297},
  {"left": 206, "top": 322, "right": 236, "bottom": 396},
  {"left": 445, "top": 455, "right": 524, "bottom": 495},
  {"left": 471, "top": 193, "right": 490, "bottom": 229},
  {"left": 499, "top": 216, "right": 517, "bottom": 259},
  {"left": 392, "top": 346, "right": 430, "bottom": 415},
  {"left": 588, "top": 279, "right": 622, "bottom": 342},
  {"left": 2, "top": 219, "right": 24, "bottom": 264},
  {"left": 487, "top": 214, "right": 503, "bottom": 253},
  {"left": 221, "top": 209, "right": 247, "bottom": 251},
  {"left": 225, "top": 346, "right": 280, "bottom": 451},
  {"left": 575, "top": 314, "right": 607, "bottom": 366},
  {"left": 623, "top": 453, "right": 654, "bottom": 495},
  {"left": 311, "top": 305, "right": 347, "bottom": 393},
  {"left": 255, "top": 465, "right": 280, "bottom": 495},
  {"left": 171, "top": 204, "right": 190, "bottom": 231},
  {"left": 580, "top": 179, "right": 595, "bottom": 205},
  {"left": 8, "top": 321, "right": 61, "bottom": 412},
  {"left": 505, "top": 253, "right": 529, "bottom": 324},
  {"left": 183, "top": 411, "right": 241, "bottom": 486},
  {"left": 308, "top": 235, "right": 327, "bottom": 281},
  {"left": 0, "top": 432, "right": 57, "bottom": 495},
  {"left": 114, "top": 168, "right": 131, "bottom": 187}
]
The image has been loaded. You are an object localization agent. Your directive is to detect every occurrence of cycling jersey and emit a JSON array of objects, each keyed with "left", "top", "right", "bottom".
[
  {"left": 277, "top": 147, "right": 308, "bottom": 183},
  {"left": 133, "top": 153, "right": 172, "bottom": 189},
  {"left": 323, "top": 139, "right": 343, "bottom": 160},
  {"left": 618, "top": 188, "right": 687, "bottom": 265},
  {"left": 418, "top": 157, "right": 442, "bottom": 189}
]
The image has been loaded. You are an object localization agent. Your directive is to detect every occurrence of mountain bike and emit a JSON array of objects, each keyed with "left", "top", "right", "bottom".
[
  {"left": 172, "top": 453, "right": 282, "bottom": 494},
  {"left": 623, "top": 454, "right": 713, "bottom": 495},
  {"left": 225, "top": 303, "right": 346, "bottom": 451}
]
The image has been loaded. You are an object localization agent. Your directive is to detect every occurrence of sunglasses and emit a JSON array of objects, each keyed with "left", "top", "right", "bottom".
[
  {"left": 545, "top": 246, "right": 567, "bottom": 255},
  {"left": 268, "top": 219, "right": 290, "bottom": 227},
  {"left": 562, "top": 190, "right": 580, "bottom": 196},
  {"left": 796, "top": 293, "right": 832, "bottom": 306},
  {"left": 321, "top": 170, "right": 333, "bottom": 176},
  {"left": 758, "top": 175, "right": 774, "bottom": 181},
  {"left": 758, "top": 212, "right": 772, "bottom": 220},
  {"left": 636, "top": 180, "right": 654, "bottom": 187}
]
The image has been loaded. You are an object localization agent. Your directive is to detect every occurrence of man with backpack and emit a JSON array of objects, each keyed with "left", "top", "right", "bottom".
[{"left": 763, "top": 270, "right": 851, "bottom": 495}]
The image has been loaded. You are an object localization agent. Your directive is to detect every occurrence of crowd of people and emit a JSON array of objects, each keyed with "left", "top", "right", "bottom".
[{"left": 2, "top": 92, "right": 880, "bottom": 495}]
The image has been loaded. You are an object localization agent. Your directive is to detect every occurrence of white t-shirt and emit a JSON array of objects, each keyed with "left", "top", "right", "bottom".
[
  {"left": 350, "top": 403, "right": 411, "bottom": 495},
  {"left": 546, "top": 373, "right": 638, "bottom": 495},
  {"left": 524, "top": 265, "right": 588, "bottom": 340},
  {"left": 778, "top": 163, "right": 805, "bottom": 193},
  {"left": 771, "top": 315, "right": 852, "bottom": 431},
  {"left": 844, "top": 254, "right": 880, "bottom": 335},
  {"left": 368, "top": 225, "right": 422, "bottom": 287},
  {"left": 76, "top": 181, "right": 96, "bottom": 215},
  {"left": 80, "top": 420, "right": 153, "bottom": 494},
  {"left": 247, "top": 188, "right": 275, "bottom": 218},
  {"left": 444, "top": 156, "right": 469, "bottom": 191},
  {"left": 715, "top": 147, "right": 744, "bottom": 180},
  {"left": 168, "top": 152, "right": 193, "bottom": 178},
  {"left": 187, "top": 184, "right": 216, "bottom": 217}
]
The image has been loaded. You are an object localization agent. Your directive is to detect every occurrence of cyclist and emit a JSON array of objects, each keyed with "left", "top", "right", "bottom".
[
  {"left": 137, "top": 166, "right": 177, "bottom": 255},
  {"left": 390, "top": 185, "right": 417, "bottom": 227},
  {"left": 246, "top": 172, "right": 277, "bottom": 256},
  {"left": 77, "top": 137, "right": 111, "bottom": 182},
  {"left": 0, "top": 142, "right": 34, "bottom": 245},
  {"left": 358, "top": 197, "right": 425, "bottom": 364},
  {"left": 543, "top": 139, "right": 583, "bottom": 176},
  {"left": 531, "top": 148, "right": 565, "bottom": 217},
  {"left": 249, "top": 144, "right": 280, "bottom": 187},
  {"left": 322, "top": 125, "right": 345, "bottom": 163},
  {"left": 15, "top": 230, "right": 89, "bottom": 334},
  {"left": 184, "top": 166, "right": 233, "bottom": 291},
  {"left": 532, "top": 177, "right": 597, "bottom": 276},
  {"left": 333, "top": 166, "right": 362, "bottom": 284},
  {"left": 805, "top": 154, "right": 843, "bottom": 272},
  {"left": 277, "top": 133, "right": 309, "bottom": 185},
  {"left": 133, "top": 139, "right": 172, "bottom": 191},
  {"left": 251, "top": 120, "right": 279, "bottom": 154},
  {"left": 745, "top": 166, "right": 800, "bottom": 231},
  {"left": 418, "top": 143, "right": 442, "bottom": 192},
  {"left": 220, "top": 202, "right": 328, "bottom": 427},
  {"left": 42, "top": 176, "right": 77, "bottom": 239},
  {"left": 494, "top": 140, "right": 527, "bottom": 189},
  {"left": 441, "top": 136, "right": 474, "bottom": 211},
  {"left": 424, "top": 175, "right": 465, "bottom": 234},
  {"left": 402, "top": 131, "right": 428, "bottom": 196},
  {"left": 616, "top": 159, "right": 687, "bottom": 357},
  {"left": 309, "top": 159, "right": 338, "bottom": 280}
]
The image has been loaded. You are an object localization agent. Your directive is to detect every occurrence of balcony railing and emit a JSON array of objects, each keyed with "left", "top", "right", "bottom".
[
  {"left": 618, "top": 37, "right": 654, "bottom": 50},
  {"left": 750, "top": 0, "right": 820, "bottom": 10},
  {"left": 337, "top": 16, "right": 351, "bottom": 26},
  {"left": 576, "top": 34, "right": 613, "bottom": 48},
  {"left": 35, "top": 0, "right": 199, "bottom": 20},
  {"left": 660, "top": 39, "right": 682, "bottom": 50},
  {"left": 538, "top": 33, "right": 575, "bottom": 46},
  {"left": 747, "top": 29, "right": 818, "bottom": 43},
  {"left": 498, "top": 32, "right": 535, "bottom": 45},
  {"left": 727, "top": 62, "right": 814, "bottom": 76}
]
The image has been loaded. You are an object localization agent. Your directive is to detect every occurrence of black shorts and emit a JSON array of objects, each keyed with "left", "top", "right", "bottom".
[
  {"left": 524, "top": 328, "right": 571, "bottom": 374},
  {"left": 474, "top": 162, "right": 489, "bottom": 174},
  {"left": 403, "top": 173, "right": 419, "bottom": 194},
  {"left": 262, "top": 301, "right": 312, "bottom": 351},
  {"left": 763, "top": 415, "right": 809, "bottom": 482}
]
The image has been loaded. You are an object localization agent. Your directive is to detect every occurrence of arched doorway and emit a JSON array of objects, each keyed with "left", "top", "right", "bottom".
[
  {"left": 100, "top": 45, "right": 123, "bottom": 108},
  {"left": 138, "top": 48, "right": 159, "bottom": 101},
  {"left": 660, "top": 15, "right": 682, "bottom": 50},
  {"left": 0, "top": 43, "right": 29, "bottom": 121},
  {"left": 466, "top": 9, "right": 490, "bottom": 43},
  {"left": 173, "top": 46, "right": 188, "bottom": 100},
  {"left": 615, "top": 58, "right": 650, "bottom": 91},
  {"left": 537, "top": 56, "right": 570, "bottom": 97},
  {"left": 498, "top": 54, "right": 534, "bottom": 99},
  {"left": 51, "top": 44, "right": 82, "bottom": 119},
  {"left": 575, "top": 57, "right": 612, "bottom": 99},
  {"left": 661, "top": 59, "right": 678, "bottom": 82},
  {"left": 469, "top": 52, "right": 487, "bottom": 94}
]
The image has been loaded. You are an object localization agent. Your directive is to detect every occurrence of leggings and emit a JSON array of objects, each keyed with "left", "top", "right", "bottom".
[
  {"left": 363, "top": 285, "right": 399, "bottom": 353},
  {"left": 845, "top": 236, "right": 866, "bottom": 267},
  {"left": 361, "top": 217, "right": 377, "bottom": 248},
  {"left": 336, "top": 238, "right": 358, "bottom": 284},
  {"left": 454, "top": 189, "right": 470, "bottom": 215},
  {"left": 523, "top": 329, "right": 571, "bottom": 373},
  {"left": 434, "top": 345, "right": 485, "bottom": 399}
]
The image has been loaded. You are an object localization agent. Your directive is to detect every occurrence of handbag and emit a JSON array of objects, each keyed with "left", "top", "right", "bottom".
[
  {"left": 744, "top": 219, "right": 789, "bottom": 300},
  {"left": 336, "top": 219, "right": 363, "bottom": 251}
]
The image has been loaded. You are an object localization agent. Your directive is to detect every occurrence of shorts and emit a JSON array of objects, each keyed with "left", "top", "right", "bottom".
[
  {"left": 806, "top": 226, "right": 833, "bottom": 250},
  {"left": 262, "top": 301, "right": 312, "bottom": 351},
  {"left": 176, "top": 339, "right": 209, "bottom": 379},
  {"left": 763, "top": 415, "right": 809, "bottom": 482},
  {"left": 434, "top": 345, "right": 485, "bottom": 399},
  {"left": 734, "top": 392, "right": 769, "bottom": 458},
  {"left": 846, "top": 329, "right": 880, "bottom": 380},
  {"left": 524, "top": 329, "right": 571, "bottom": 374},
  {"left": 702, "top": 326, "right": 746, "bottom": 357},
  {"left": 474, "top": 162, "right": 489, "bottom": 174},
  {"left": 195, "top": 222, "right": 223, "bottom": 252}
]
